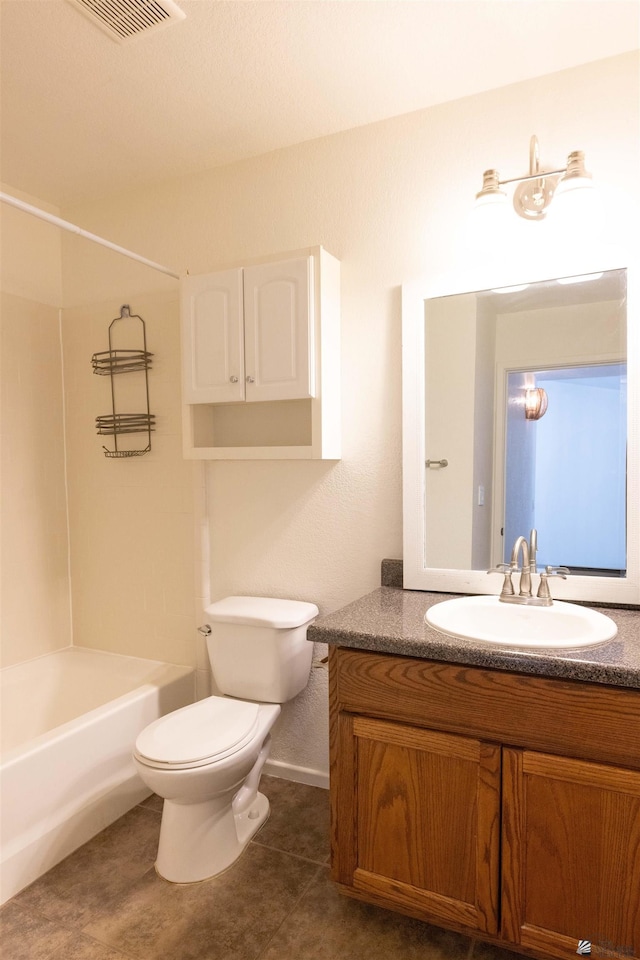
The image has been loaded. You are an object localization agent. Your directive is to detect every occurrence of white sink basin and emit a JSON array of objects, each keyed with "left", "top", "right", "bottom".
[{"left": 425, "top": 595, "right": 617, "bottom": 648}]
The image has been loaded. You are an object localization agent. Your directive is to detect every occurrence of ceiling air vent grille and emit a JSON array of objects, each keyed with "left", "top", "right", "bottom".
[{"left": 67, "top": 0, "right": 185, "bottom": 43}]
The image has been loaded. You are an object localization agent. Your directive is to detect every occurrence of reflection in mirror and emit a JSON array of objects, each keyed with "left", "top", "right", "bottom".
[
  {"left": 503, "top": 363, "right": 626, "bottom": 575},
  {"left": 401, "top": 260, "right": 640, "bottom": 605},
  {"left": 424, "top": 269, "right": 627, "bottom": 576}
]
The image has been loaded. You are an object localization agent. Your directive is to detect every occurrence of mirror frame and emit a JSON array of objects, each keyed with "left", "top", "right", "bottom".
[{"left": 402, "top": 250, "right": 639, "bottom": 605}]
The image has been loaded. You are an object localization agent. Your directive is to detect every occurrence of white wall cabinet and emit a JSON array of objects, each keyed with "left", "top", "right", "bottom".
[
  {"left": 181, "top": 258, "right": 313, "bottom": 405},
  {"left": 180, "top": 247, "right": 340, "bottom": 460},
  {"left": 181, "top": 267, "right": 244, "bottom": 405}
]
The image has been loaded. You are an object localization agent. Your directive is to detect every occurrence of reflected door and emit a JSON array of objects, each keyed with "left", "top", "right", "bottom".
[
  {"left": 504, "top": 371, "right": 536, "bottom": 560},
  {"left": 503, "top": 364, "right": 626, "bottom": 573}
]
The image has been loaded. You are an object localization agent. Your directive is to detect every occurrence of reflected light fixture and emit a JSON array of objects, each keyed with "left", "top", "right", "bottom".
[
  {"left": 474, "top": 135, "right": 595, "bottom": 223},
  {"left": 557, "top": 272, "right": 604, "bottom": 285},
  {"left": 524, "top": 387, "right": 549, "bottom": 421}
]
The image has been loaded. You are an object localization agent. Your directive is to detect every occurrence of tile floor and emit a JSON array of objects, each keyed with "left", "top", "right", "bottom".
[{"left": 1, "top": 777, "right": 521, "bottom": 960}]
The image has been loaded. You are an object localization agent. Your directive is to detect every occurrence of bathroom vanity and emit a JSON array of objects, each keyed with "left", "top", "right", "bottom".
[{"left": 309, "top": 587, "right": 640, "bottom": 960}]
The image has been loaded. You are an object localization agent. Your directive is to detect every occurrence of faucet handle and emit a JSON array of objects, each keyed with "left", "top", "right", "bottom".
[
  {"left": 487, "top": 563, "right": 515, "bottom": 597},
  {"left": 537, "top": 565, "right": 570, "bottom": 601}
]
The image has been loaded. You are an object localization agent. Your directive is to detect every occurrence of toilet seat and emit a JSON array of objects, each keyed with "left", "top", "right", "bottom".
[{"left": 134, "top": 696, "right": 260, "bottom": 770}]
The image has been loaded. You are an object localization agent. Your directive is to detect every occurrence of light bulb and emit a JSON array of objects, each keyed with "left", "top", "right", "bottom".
[
  {"left": 551, "top": 150, "right": 603, "bottom": 237},
  {"left": 551, "top": 181, "right": 603, "bottom": 239},
  {"left": 466, "top": 191, "right": 509, "bottom": 251},
  {"left": 524, "top": 387, "right": 548, "bottom": 421}
]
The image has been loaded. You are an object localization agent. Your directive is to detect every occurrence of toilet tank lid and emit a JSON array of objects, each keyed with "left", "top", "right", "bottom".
[{"left": 205, "top": 596, "right": 319, "bottom": 628}]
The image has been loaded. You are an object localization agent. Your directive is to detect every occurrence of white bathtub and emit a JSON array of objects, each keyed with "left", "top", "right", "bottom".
[{"left": 0, "top": 646, "right": 194, "bottom": 904}]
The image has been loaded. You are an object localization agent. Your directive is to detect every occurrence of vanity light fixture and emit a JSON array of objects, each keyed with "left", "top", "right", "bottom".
[
  {"left": 474, "top": 135, "right": 595, "bottom": 223},
  {"left": 524, "top": 387, "right": 548, "bottom": 421}
]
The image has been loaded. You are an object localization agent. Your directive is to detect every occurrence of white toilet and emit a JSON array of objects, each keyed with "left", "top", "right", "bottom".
[{"left": 133, "top": 596, "right": 318, "bottom": 883}]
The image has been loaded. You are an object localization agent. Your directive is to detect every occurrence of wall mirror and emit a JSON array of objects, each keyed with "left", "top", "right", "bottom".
[{"left": 402, "top": 257, "right": 639, "bottom": 605}]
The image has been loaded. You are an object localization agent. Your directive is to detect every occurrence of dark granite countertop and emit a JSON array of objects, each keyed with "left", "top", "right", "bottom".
[{"left": 308, "top": 587, "right": 640, "bottom": 690}]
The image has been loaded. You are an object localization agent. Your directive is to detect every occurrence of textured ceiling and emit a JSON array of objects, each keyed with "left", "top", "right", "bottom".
[{"left": 1, "top": 0, "right": 639, "bottom": 207}]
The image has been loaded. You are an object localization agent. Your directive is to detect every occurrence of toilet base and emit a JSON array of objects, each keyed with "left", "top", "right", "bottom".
[
  {"left": 155, "top": 790, "right": 270, "bottom": 884},
  {"left": 235, "top": 790, "right": 269, "bottom": 848}
]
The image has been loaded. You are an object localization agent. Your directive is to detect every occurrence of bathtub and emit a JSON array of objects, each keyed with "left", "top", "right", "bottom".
[{"left": 0, "top": 646, "right": 194, "bottom": 905}]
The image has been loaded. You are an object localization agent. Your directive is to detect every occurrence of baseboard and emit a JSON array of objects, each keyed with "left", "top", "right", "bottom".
[{"left": 264, "top": 758, "right": 329, "bottom": 790}]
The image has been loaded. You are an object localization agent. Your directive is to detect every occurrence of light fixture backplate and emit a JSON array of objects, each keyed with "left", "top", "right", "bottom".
[{"left": 513, "top": 176, "right": 558, "bottom": 221}]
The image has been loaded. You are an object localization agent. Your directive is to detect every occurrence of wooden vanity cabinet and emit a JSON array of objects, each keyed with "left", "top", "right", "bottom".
[
  {"left": 334, "top": 712, "right": 501, "bottom": 932},
  {"left": 329, "top": 646, "right": 640, "bottom": 960},
  {"left": 502, "top": 749, "right": 640, "bottom": 959}
]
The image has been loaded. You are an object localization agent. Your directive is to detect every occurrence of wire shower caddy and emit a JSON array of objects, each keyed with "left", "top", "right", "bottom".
[{"left": 91, "top": 304, "right": 155, "bottom": 457}]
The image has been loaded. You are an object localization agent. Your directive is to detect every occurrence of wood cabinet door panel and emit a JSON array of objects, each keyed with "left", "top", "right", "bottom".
[
  {"left": 333, "top": 714, "right": 500, "bottom": 934},
  {"left": 502, "top": 748, "right": 640, "bottom": 959},
  {"left": 355, "top": 719, "right": 478, "bottom": 898}
]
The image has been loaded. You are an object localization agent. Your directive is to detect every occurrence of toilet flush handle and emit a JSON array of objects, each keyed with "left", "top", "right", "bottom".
[{"left": 197, "top": 624, "right": 212, "bottom": 637}]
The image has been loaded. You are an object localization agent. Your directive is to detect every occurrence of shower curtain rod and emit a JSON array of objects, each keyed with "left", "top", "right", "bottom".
[{"left": 0, "top": 191, "right": 180, "bottom": 280}]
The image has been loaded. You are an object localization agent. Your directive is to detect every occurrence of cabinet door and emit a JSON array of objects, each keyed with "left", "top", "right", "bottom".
[
  {"left": 502, "top": 748, "right": 640, "bottom": 960},
  {"left": 181, "top": 269, "right": 245, "bottom": 403},
  {"left": 332, "top": 714, "right": 501, "bottom": 934},
  {"left": 243, "top": 258, "right": 314, "bottom": 402}
]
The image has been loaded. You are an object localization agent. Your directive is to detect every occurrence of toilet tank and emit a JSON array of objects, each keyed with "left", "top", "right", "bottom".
[{"left": 204, "top": 596, "right": 319, "bottom": 703}]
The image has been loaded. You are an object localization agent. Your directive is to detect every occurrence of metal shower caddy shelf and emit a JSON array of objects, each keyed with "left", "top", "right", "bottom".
[{"left": 91, "top": 305, "right": 155, "bottom": 458}]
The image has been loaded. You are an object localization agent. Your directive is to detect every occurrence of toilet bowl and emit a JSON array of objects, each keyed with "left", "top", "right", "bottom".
[
  {"left": 134, "top": 697, "right": 280, "bottom": 882},
  {"left": 133, "top": 596, "right": 318, "bottom": 883}
]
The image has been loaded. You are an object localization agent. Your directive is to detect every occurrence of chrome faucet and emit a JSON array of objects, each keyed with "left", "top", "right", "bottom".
[
  {"left": 511, "top": 535, "right": 532, "bottom": 598},
  {"left": 487, "top": 529, "right": 570, "bottom": 606}
]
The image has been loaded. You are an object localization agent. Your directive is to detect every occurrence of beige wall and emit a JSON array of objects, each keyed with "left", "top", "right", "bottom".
[
  {"left": 0, "top": 186, "right": 63, "bottom": 308},
  {"left": 61, "top": 291, "right": 199, "bottom": 668},
  {"left": 0, "top": 192, "right": 69, "bottom": 667},
  {"left": 3, "top": 53, "right": 637, "bottom": 776}
]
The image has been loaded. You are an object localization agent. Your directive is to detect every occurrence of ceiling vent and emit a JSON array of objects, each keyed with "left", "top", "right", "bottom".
[{"left": 67, "top": 0, "right": 185, "bottom": 44}]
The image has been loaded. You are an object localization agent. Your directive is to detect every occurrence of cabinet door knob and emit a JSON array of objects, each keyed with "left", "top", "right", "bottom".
[
  {"left": 229, "top": 376, "right": 239, "bottom": 383},
  {"left": 246, "top": 375, "right": 255, "bottom": 383}
]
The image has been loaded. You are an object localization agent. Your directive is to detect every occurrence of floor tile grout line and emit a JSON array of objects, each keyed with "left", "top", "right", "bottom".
[
  {"left": 3, "top": 785, "right": 332, "bottom": 956},
  {"left": 86, "top": 930, "right": 143, "bottom": 960},
  {"left": 1, "top": 896, "right": 141, "bottom": 960},
  {"left": 77, "top": 863, "right": 160, "bottom": 935},
  {"left": 253, "top": 862, "right": 326, "bottom": 960},
  {"left": 249, "top": 837, "right": 330, "bottom": 867},
  {"left": 15, "top": 865, "right": 160, "bottom": 942},
  {"left": 2, "top": 892, "right": 79, "bottom": 930},
  {"left": 57, "top": 927, "right": 142, "bottom": 960},
  {"left": 134, "top": 802, "right": 163, "bottom": 819}
]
